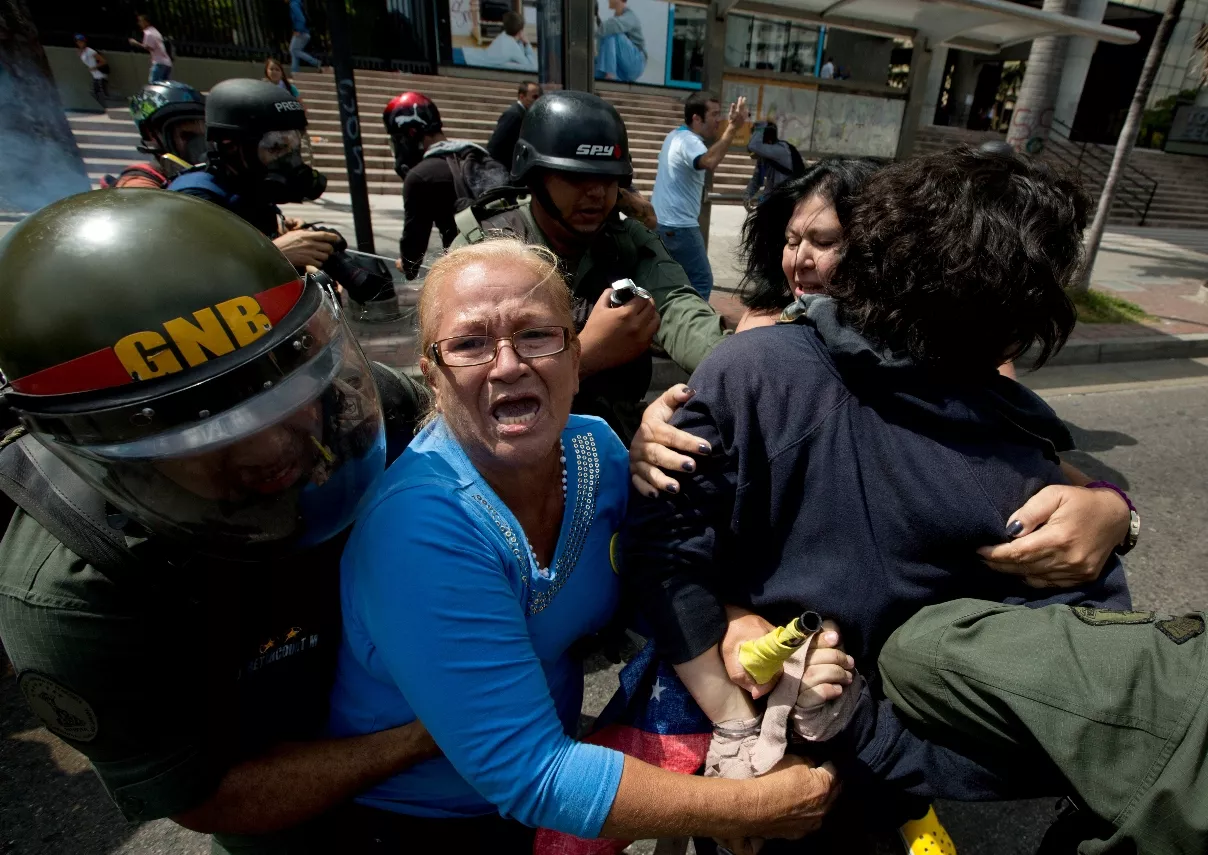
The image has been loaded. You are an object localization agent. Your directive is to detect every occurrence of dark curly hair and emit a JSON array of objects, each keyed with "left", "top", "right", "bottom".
[
  {"left": 738, "top": 157, "right": 883, "bottom": 312},
  {"left": 828, "top": 147, "right": 1088, "bottom": 373}
]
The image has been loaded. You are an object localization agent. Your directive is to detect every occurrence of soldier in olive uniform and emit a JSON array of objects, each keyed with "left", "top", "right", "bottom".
[
  {"left": 880, "top": 598, "right": 1208, "bottom": 854},
  {"left": 452, "top": 91, "right": 727, "bottom": 443},
  {"left": 0, "top": 191, "right": 435, "bottom": 854}
]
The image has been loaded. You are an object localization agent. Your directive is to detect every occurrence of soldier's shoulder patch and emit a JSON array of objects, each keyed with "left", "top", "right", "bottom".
[
  {"left": 1071, "top": 606, "right": 1156, "bottom": 627},
  {"left": 1156, "top": 614, "right": 1206, "bottom": 645},
  {"left": 17, "top": 671, "right": 98, "bottom": 743}
]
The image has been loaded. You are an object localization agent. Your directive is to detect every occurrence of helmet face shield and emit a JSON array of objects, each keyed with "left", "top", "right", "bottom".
[
  {"left": 36, "top": 293, "right": 385, "bottom": 550},
  {"left": 258, "top": 129, "right": 304, "bottom": 168},
  {"left": 164, "top": 117, "right": 208, "bottom": 165}
]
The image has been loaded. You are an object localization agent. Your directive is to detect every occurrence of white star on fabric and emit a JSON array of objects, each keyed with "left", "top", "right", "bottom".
[{"left": 650, "top": 677, "right": 665, "bottom": 702}]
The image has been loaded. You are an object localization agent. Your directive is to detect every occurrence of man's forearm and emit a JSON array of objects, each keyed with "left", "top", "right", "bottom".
[
  {"left": 172, "top": 722, "right": 438, "bottom": 835},
  {"left": 699, "top": 126, "right": 740, "bottom": 172}
]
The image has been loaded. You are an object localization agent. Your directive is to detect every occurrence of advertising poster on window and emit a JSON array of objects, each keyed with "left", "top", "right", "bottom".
[
  {"left": 594, "top": 0, "right": 670, "bottom": 87},
  {"left": 449, "top": 0, "right": 540, "bottom": 73}
]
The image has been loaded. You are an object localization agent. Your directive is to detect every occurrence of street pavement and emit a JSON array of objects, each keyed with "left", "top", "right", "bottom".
[{"left": 4, "top": 357, "right": 1208, "bottom": 854}]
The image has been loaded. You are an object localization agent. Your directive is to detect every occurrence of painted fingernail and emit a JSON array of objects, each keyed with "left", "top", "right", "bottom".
[
  {"left": 647, "top": 490, "right": 659, "bottom": 499},
  {"left": 666, "top": 483, "right": 679, "bottom": 494},
  {"left": 698, "top": 443, "right": 712, "bottom": 454},
  {"left": 1006, "top": 519, "right": 1025, "bottom": 536},
  {"left": 684, "top": 387, "right": 697, "bottom": 396},
  {"left": 681, "top": 460, "right": 695, "bottom": 472}
]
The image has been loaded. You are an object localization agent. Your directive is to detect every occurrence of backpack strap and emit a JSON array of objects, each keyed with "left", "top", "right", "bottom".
[
  {"left": 455, "top": 205, "right": 486, "bottom": 244},
  {"left": 443, "top": 154, "right": 472, "bottom": 204},
  {"left": 0, "top": 431, "right": 138, "bottom": 576}
]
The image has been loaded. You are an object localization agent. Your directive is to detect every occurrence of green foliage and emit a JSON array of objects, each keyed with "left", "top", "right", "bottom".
[
  {"left": 1139, "top": 88, "right": 1199, "bottom": 149},
  {"left": 1071, "top": 289, "right": 1151, "bottom": 324}
]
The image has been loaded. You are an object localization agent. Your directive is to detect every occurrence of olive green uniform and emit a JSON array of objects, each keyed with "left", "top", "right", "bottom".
[
  {"left": 0, "top": 370, "right": 425, "bottom": 855},
  {"left": 453, "top": 199, "right": 727, "bottom": 442},
  {"left": 879, "top": 598, "right": 1208, "bottom": 854}
]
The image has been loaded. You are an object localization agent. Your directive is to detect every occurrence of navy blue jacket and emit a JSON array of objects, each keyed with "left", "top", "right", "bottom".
[{"left": 621, "top": 296, "right": 1130, "bottom": 807}]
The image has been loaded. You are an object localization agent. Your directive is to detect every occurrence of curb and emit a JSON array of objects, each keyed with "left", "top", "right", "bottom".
[{"left": 1021, "top": 332, "right": 1208, "bottom": 368}]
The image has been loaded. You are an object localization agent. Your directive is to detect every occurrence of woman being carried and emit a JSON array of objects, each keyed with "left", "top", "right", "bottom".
[{"left": 621, "top": 148, "right": 1136, "bottom": 851}]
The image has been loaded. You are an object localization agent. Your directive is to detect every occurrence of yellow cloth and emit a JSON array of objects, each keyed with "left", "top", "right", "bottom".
[{"left": 738, "top": 619, "right": 812, "bottom": 685}]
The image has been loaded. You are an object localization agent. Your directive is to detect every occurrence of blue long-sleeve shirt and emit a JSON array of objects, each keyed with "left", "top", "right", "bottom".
[
  {"left": 329, "top": 415, "right": 627, "bottom": 836},
  {"left": 290, "top": 0, "right": 309, "bottom": 34}
]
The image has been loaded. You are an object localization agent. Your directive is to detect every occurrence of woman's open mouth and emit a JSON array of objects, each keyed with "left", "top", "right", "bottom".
[{"left": 491, "top": 396, "right": 543, "bottom": 432}]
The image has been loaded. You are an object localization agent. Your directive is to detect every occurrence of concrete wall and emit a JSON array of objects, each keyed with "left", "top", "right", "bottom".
[{"left": 47, "top": 47, "right": 266, "bottom": 112}]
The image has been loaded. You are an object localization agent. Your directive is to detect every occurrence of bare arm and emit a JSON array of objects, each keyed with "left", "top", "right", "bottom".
[
  {"left": 697, "top": 97, "right": 749, "bottom": 172},
  {"left": 599, "top": 754, "right": 837, "bottom": 842},
  {"left": 173, "top": 722, "right": 437, "bottom": 835}
]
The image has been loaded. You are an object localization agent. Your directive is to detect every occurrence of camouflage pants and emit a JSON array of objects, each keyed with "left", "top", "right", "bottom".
[{"left": 879, "top": 599, "right": 1208, "bottom": 855}]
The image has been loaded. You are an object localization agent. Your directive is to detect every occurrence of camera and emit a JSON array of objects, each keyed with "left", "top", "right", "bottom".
[{"left": 295, "top": 223, "right": 397, "bottom": 305}]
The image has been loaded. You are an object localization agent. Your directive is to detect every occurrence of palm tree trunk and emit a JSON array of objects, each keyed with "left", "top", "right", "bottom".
[
  {"left": 0, "top": 0, "right": 90, "bottom": 213},
  {"left": 1006, "top": 0, "right": 1077, "bottom": 152},
  {"left": 1076, "top": 0, "right": 1186, "bottom": 294}
]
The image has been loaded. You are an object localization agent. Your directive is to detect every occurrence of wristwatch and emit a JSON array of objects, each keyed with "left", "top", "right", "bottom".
[{"left": 1085, "top": 481, "right": 1140, "bottom": 555}]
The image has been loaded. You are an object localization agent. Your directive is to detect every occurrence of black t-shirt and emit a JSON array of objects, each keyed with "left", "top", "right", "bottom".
[{"left": 400, "top": 157, "right": 459, "bottom": 280}]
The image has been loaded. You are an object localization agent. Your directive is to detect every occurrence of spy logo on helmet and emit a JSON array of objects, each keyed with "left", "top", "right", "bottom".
[
  {"left": 576, "top": 144, "right": 622, "bottom": 158},
  {"left": 18, "top": 672, "right": 99, "bottom": 743}
]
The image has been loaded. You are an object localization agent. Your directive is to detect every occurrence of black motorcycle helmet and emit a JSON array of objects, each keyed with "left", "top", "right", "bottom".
[
  {"left": 129, "top": 81, "right": 207, "bottom": 170},
  {"left": 511, "top": 91, "right": 633, "bottom": 185},
  {"left": 205, "top": 79, "right": 325, "bottom": 203}
]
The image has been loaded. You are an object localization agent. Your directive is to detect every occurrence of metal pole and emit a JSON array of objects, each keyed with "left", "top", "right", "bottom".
[
  {"left": 325, "top": 0, "right": 375, "bottom": 252},
  {"left": 564, "top": 0, "right": 595, "bottom": 93},
  {"left": 698, "top": 0, "right": 728, "bottom": 250}
]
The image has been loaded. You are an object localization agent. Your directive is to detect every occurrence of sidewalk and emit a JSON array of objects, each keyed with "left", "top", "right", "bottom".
[{"left": 287, "top": 194, "right": 1208, "bottom": 372}]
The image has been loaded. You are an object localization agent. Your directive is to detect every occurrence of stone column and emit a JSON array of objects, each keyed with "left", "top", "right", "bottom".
[
  {"left": 1053, "top": 0, "right": 1110, "bottom": 132},
  {"left": 1006, "top": 0, "right": 1077, "bottom": 152}
]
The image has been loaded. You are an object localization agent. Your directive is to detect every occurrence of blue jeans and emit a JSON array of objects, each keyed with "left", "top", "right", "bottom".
[
  {"left": 290, "top": 32, "right": 321, "bottom": 73},
  {"left": 657, "top": 225, "right": 713, "bottom": 300},
  {"left": 149, "top": 63, "right": 172, "bottom": 83},
  {"left": 596, "top": 34, "right": 646, "bottom": 82}
]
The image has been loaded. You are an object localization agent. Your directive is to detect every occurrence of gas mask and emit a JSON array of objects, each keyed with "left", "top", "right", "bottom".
[
  {"left": 157, "top": 117, "right": 209, "bottom": 179},
  {"left": 257, "top": 130, "right": 327, "bottom": 204}
]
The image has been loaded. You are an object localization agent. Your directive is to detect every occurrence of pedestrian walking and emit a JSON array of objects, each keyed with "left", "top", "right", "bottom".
[
  {"left": 486, "top": 80, "right": 541, "bottom": 166},
  {"left": 287, "top": 0, "right": 322, "bottom": 74},
  {"left": 128, "top": 15, "right": 173, "bottom": 83},
  {"left": 74, "top": 34, "right": 110, "bottom": 108},
  {"left": 651, "top": 91, "right": 748, "bottom": 300}
]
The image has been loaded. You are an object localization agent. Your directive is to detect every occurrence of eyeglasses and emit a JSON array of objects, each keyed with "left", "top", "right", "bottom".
[{"left": 429, "top": 326, "right": 570, "bottom": 367}]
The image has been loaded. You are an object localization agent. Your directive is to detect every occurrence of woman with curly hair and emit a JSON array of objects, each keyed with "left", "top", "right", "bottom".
[{"left": 619, "top": 147, "right": 1137, "bottom": 852}]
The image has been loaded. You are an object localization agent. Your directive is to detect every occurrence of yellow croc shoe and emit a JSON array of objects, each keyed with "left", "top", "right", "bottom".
[{"left": 899, "top": 805, "right": 957, "bottom": 855}]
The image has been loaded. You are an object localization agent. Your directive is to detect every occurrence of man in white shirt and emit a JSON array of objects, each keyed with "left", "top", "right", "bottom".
[
  {"left": 819, "top": 56, "right": 836, "bottom": 79},
  {"left": 650, "top": 91, "right": 747, "bottom": 300},
  {"left": 75, "top": 34, "right": 110, "bottom": 108},
  {"left": 129, "top": 15, "right": 173, "bottom": 83}
]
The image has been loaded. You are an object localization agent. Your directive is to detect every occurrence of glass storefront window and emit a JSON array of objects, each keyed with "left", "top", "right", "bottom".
[
  {"left": 668, "top": 4, "right": 706, "bottom": 86},
  {"left": 722, "top": 13, "right": 819, "bottom": 74}
]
